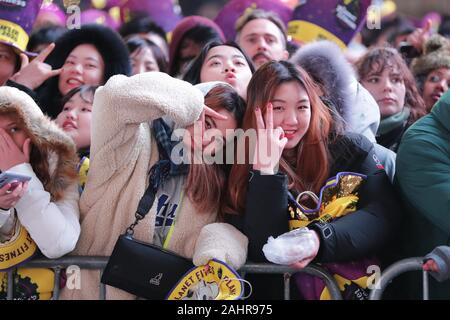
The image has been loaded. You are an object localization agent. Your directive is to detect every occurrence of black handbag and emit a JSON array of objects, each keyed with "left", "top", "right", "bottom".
[{"left": 101, "top": 169, "right": 194, "bottom": 300}]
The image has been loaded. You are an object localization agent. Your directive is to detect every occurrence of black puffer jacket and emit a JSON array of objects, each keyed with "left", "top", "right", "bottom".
[{"left": 227, "top": 133, "right": 402, "bottom": 263}]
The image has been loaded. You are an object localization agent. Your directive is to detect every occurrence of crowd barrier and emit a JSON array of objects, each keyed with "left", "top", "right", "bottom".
[
  {"left": 369, "top": 257, "right": 429, "bottom": 300},
  {"left": 4, "top": 257, "right": 343, "bottom": 300},
  {"left": 7, "top": 256, "right": 435, "bottom": 300}
]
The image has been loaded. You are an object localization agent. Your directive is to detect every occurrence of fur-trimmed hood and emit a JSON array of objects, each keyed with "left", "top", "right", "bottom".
[
  {"left": 290, "top": 40, "right": 356, "bottom": 118},
  {"left": 290, "top": 40, "right": 380, "bottom": 142},
  {"left": 0, "top": 86, "right": 78, "bottom": 200}
]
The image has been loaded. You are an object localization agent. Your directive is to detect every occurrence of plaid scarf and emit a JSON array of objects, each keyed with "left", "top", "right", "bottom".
[{"left": 145, "top": 119, "right": 189, "bottom": 204}]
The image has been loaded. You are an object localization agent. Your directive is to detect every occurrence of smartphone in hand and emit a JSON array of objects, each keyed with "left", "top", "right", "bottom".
[
  {"left": 399, "top": 42, "right": 421, "bottom": 59},
  {"left": 0, "top": 171, "right": 32, "bottom": 189}
]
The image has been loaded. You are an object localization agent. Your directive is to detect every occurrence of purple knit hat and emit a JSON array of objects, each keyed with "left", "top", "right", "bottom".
[
  {"left": 81, "top": 9, "right": 119, "bottom": 30},
  {"left": 214, "top": 0, "right": 293, "bottom": 41},
  {"left": 168, "top": 16, "right": 225, "bottom": 75},
  {"left": 36, "top": 2, "right": 66, "bottom": 27},
  {"left": 121, "top": 0, "right": 181, "bottom": 32},
  {"left": 0, "top": 0, "right": 43, "bottom": 54}
]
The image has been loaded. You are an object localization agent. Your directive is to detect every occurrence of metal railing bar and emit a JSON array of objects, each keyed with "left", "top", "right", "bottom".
[
  {"left": 369, "top": 257, "right": 424, "bottom": 300},
  {"left": 423, "top": 270, "right": 429, "bottom": 300},
  {"left": 52, "top": 267, "right": 61, "bottom": 300},
  {"left": 240, "top": 263, "right": 342, "bottom": 300},
  {"left": 99, "top": 269, "right": 106, "bottom": 300},
  {"left": 2, "top": 258, "right": 343, "bottom": 301},
  {"left": 7, "top": 270, "right": 14, "bottom": 300},
  {"left": 20, "top": 256, "right": 109, "bottom": 269},
  {"left": 283, "top": 273, "right": 291, "bottom": 300}
]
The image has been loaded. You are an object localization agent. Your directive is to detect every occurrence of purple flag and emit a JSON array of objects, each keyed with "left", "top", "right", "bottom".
[{"left": 288, "top": 0, "right": 371, "bottom": 49}]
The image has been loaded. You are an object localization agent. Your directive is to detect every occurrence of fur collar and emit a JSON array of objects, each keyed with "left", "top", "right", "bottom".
[{"left": 290, "top": 40, "right": 381, "bottom": 142}]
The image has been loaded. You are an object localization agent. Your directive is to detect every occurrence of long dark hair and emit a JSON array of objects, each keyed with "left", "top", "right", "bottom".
[
  {"left": 226, "top": 61, "right": 332, "bottom": 214},
  {"left": 186, "top": 84, "right": 246, "bottom": 217},
  {"left": 183, "top": 41, "right": 255, "bottom": 85}
]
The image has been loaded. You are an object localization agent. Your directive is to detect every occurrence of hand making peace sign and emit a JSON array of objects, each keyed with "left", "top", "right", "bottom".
[
  {"left": 252, "top": 103, "right": 287, "bottom": 175},
  {"left": 10, "top": 43, "right": 62, "bottom": 90}
]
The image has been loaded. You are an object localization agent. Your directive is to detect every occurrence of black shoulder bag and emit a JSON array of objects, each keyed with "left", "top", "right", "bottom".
[{"left": 101, "top": 172, "right": 194, "bottom": 300}]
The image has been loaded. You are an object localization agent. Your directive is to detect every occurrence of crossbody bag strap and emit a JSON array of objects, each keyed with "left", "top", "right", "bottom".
[
  {"left": 125, "top": 119, "right": 175, "bottom": 237},
  {"left": 125, "top": 159, "right": 170, "bottom": 236},
  {"left": 125, "top": 181, "right": 158, "bottom": 236}
]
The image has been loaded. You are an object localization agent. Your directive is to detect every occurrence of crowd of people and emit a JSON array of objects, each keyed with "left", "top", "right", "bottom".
[{"left": 0, "top": 0, "right": 449, "bottom": 300}]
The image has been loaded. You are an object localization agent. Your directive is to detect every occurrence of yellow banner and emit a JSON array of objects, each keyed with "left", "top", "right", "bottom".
[
  {"left": 288, "top": 20, "right": 347, "bottom": 50},
  {"left": 0, "top": 19, "right": 29, "bottom": 52},
  {"left": 0, "top": 268, "right": 55, "bottom": 300},
  {"left": 0, "top": 224, "right": 37, "bottom": 271}
]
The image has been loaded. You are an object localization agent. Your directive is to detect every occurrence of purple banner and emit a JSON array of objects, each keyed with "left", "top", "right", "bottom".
[{"left": 289, "top": 0, "right": 371, "bottom": 47}]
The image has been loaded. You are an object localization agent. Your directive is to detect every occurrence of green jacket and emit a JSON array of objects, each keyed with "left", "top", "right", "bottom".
[{"left": 395, "top": 90, "right": 450, "bottom": 299}]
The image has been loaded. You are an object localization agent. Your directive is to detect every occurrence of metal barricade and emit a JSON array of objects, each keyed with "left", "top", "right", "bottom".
[
  {"left": 240, "top": 263, "right": 342, "bottom": 300},
  {"left": 4, "top": 256, "right": 108, "bottom": 300},
  {"left": 4, "top": 257, "right": 342, "bottom": 300},
  {"left": 369, "top": 257, "right": 428, "bottom": 300}
]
